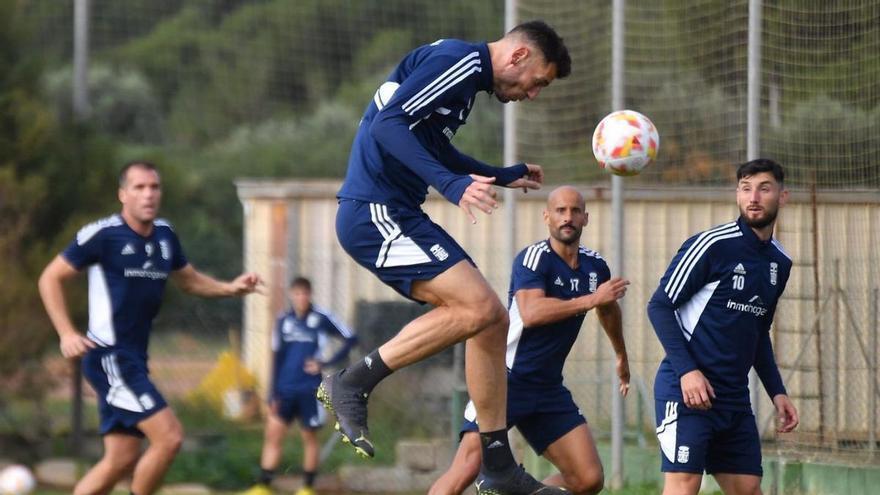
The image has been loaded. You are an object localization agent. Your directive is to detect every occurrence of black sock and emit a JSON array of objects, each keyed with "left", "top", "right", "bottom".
[
  {"left": 339, "top": 349, "right": 393, "bottom": 393},
  {"left": 257, "top": 467, "right": 275, "bottom": 485},
  {"left": 480, "top": 429, "right": 516, "bottom": 473},
  {"left": 303, "top": 470, "right": 316, "bottom": 487}
]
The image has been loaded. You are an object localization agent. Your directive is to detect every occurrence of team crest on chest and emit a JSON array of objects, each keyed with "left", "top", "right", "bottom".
[
  {"left": 588, "top": 272, "right": 598, "bottom": 292},
  {"left": 306, "top": 313, "right": 321, "bottom": 328},
  {"left": 282, "top": 320, "right": 295, "bottom": 336},
  {"left": 770, "top": 262, "right": 778, "bottom": 286}
]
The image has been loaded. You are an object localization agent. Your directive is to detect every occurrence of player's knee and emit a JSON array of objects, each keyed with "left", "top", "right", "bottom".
[
  {"left": 155, "top": 423, "right": 185, "bottom": 456},
  {"left": 744, "top": 483, "right": 762, "bottom": 495},
  {"left": 104, "top": 448, "right": 139, "bottom": 475},
  {"left": 566, "top": 467, "right": 604, "bottom": 495},
  {"left": 167, "top": 427, "right": 184, "bottom": 454},
  {"left": 467, "top": 297, "right": 508, "bottom": 335}
]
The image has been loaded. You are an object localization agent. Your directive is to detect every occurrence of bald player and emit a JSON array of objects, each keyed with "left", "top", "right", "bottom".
[{"left": 429, "top": 186, "right": 631, "bottom": 495}]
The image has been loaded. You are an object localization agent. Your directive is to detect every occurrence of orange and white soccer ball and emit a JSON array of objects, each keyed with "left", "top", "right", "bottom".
[
  {"left": 591, "top": 110, "right": 659, "bottom": 176},
  {"left": 0, "top": 465, "right": 36, "bottom": 495}
]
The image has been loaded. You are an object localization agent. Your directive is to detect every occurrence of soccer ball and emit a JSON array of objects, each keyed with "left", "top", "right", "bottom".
[
  {"left": 0, "top": 465, "right": 35, "bottom": 495},
  {"left": 591, "top": 110, "right": 659, "bottom": 176}
]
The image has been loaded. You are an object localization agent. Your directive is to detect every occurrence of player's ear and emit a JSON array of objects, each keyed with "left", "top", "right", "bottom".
[
  {"left": 778, "top": 187, "right": 789, "bottom": 207},
  {"left": 511, "top": 46, "right": 529, "bottom": 66}
]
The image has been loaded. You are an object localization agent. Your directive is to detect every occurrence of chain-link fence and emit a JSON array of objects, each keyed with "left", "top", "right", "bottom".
[{"left": 516, "top": 0, "right": 880, "bottom": 467}]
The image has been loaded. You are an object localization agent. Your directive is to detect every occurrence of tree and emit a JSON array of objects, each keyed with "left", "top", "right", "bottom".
[{"left": 0, "top": 0, "right": 116, "bottom": 416}]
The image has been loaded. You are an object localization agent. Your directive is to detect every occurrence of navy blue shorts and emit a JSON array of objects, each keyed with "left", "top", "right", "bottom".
[
  {"left": 460, "top": 383, "right": 586, "bottom": 455},
  {"left": 336, "top": 199, "right": 472, "bottom": 302},
  {"left": 272, "top": 389, "right": 325, "bottom": 429},
  {"left": 82, "top": 349, "right": 168, "bottom": 437},
  {"left": 655, "top": 400, "right": 762, "bottom": 476}
]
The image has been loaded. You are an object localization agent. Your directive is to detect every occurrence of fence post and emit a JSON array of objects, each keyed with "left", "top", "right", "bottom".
[
  {"left": 71, "top": 0, "right": 91, "bottom": 462},
  {"left": 871, "top": 288, "right": 878, "bottom": 457},
  {"left": 747, "top": 0, "right": 763, "bottom": 426},
  {"left": 609, "top": 0, "right": 626, "bottom": 489}
]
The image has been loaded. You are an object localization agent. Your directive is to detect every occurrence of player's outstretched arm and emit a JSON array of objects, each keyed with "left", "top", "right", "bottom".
[
  {"left": 438, "top": 144, "right": 540, "bottom": 192},
  {"left": 38, "top": 255, "right": 96, "bottom": 358},
  {"left": 515, "top": 277, "right": 628, "bottom": 328},
  {"left": 596, "top": 300, "right": 630, "bottom": 396},
  {"left": 504, "top": 163, "right": 544, "bottom": 192},
  {"left": 172, "top": 264, "right": 264, "bottom": 298}
]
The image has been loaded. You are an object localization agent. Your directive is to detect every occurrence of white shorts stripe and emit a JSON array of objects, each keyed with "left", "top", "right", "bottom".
[
  {"left": 369, "top": 203, "right": 393, "bottom": 239},
  {"left": 369, "top": 203, "right": 431, "bottom": 268},
  {"left": 656, "top": 400, "right": 679, "bottom": 463},
  {"left": 102, "top": 354, "right": 145, "bottom": 413}
]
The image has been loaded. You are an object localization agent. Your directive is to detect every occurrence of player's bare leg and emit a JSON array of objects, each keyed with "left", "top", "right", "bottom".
[
  {"left": 299, "top": 426, "right": 320, "bottom": 493},
  {"left": 407, "top": 261, "right": 509, "bottom": 431},
  {"left": 428, "top": 431, "right": 482, "bottom": 495},
  {"left": 541, "top": 424, "right": 604, "bottom": 494},
  {"left": 407, "top": 261, "right": 565, "bottom": 494},
  {"left": 239, "top": 411, "right": 287, "bottom": 494},
  {"left": 319, "top": 260, "right": 508, "bottom": 456},
  {"left": 73, "top": 433, "right": 140, "bottom": 495},
  {"left": 129, "top": 408, "right": 184, "bottom": 495},
  {"left": 662, "top": 472, "right": 702, "bottom": 495},
  {"left": 713, "top": 473, "right": 762, "bottom": 495},
  {"left": 320, "top": 260, "right": 562, "bottom": 492},
  {"left": 259, "top": 410, "right": 289, "bottom": 472}
]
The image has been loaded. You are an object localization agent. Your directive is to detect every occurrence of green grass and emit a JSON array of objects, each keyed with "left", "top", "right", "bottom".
[{"left": 162, "top": 398, "right": 411, "bottom": 490}]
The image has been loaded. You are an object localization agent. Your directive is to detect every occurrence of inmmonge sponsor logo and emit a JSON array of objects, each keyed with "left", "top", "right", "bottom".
[
  {"left": 124, "top": 268, "right": 168, "bottom": 280},
  {"left": 726, "top": 298, "right": 767, "bottom": 316}
]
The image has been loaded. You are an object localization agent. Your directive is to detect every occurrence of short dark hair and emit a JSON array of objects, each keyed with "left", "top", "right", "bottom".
[
  {"left": 289, "top": 276, "right": 312, "bottom": 291},
  {"left": 736, "top": 158, "right": 784, "bottom": 186},
  {"left": 509, "top": 20, "right": 571, "bottom": 79},
  {"left": 119, "top": 160, "right": 158, "bottom": 187}
]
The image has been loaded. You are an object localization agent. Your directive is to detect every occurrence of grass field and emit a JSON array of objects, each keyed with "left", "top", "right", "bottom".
[{"left": 10, "top": 393, "right": 684, "bottom": 494}]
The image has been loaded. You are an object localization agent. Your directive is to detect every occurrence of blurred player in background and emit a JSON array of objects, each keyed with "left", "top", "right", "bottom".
[
  {"left": 323, "top": 20, "right": 571, "bottom": 494},
  {"left": 38, "top": 161, "right": 262, "bottom": 495},
  {"left": 243, "top": 276, "right": 357, "bottom": 495},
  {"left": 648, "top": 159, "right": 799, "bottom": 495},
  {"left": 429, "top": 186, "right": 630, "bottom": 495}
]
